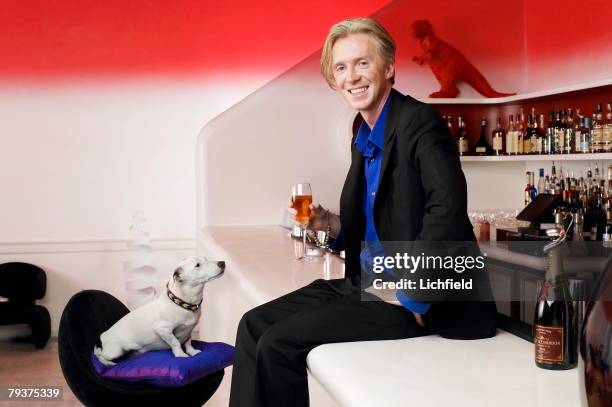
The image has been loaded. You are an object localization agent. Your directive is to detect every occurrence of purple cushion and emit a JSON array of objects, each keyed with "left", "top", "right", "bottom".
[{"left": 90, "top": 341, "right": 234, "bottom": 387}]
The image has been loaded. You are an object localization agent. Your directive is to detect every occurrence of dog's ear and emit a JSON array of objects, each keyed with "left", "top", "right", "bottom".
[{"left": 173, "top": 267, "right": 183, "bottom": 282}]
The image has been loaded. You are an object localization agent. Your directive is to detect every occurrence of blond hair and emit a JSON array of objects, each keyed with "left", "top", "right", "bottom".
[{"left": 320, "top": 18, "right": 396, "bottom": 87}]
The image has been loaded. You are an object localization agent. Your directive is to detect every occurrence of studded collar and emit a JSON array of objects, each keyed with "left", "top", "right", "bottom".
[{"left": 166, "top": 282, "right": 202, "bottom": 312}]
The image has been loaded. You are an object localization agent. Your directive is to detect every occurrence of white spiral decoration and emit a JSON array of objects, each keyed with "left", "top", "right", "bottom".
[{"left": 123, "top": 212, "right": 158, "bottom": 309}]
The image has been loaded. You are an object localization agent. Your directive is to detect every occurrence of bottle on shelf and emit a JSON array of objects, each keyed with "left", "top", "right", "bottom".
[
  {"left": 523, "top": 114, "right": 532, "bottom": 155},
  {"left": 564, "top": 108, "right": 575, "bottom": 154},
  {"left": 574, "top": 109, "right": 583, "bottom": 153},
  {"left": 531, "top": 112, "right": 543, "bottom": 154},
  {"left": 524, "top": 111, "right": 533, "bottom": 154},
  {"left": 516, "top": 108, "right": 525, "bottom": 155},
  {"left": 591, "top": 104, "right": 604, "bottom": 153},
  {"left": 524, "top": 172, "right": 533, "bottom": 205},
  {"left": 604, "top": 103, "right": 612, "bottom": 153},
  {"left": 506, "top": 114, "right": 516, "bottom": 155},
  {"left": 555, "top": 110, "right": 565, "bottom": 154},
  {"left": 492, "top": 117, "right": 505, "bottom": 155},
  {"left": 474, "top": 117, "right": 492, "bottom": 156},
  {"left": 580, "top": 117, "right": 591, "bottom": 154},
  {"left": 529, "top": 172, "right": 537, "bottom": 201},
  {"left": 546, "top": 111, "right": 556, "bottom": 154},
  {"left": 592, "top": 195, "right": 607, "bottom": 241},
  {"left": 607, "top": 164, "right": 612, "bottom": 197},
  {"left": 537, "top": 168, "right": 546, "bottom": 195},
  {"left": 456, "top": 116, "right": 469, "bottom": 156},
  {"left": 446, "top": 115, "right": 453, "bottom": 134},
  {"left": 533, "top": 234, "right": 577, "bottom": 370}
]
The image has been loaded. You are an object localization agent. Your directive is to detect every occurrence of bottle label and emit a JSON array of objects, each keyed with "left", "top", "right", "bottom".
[
  {"left": 534, "top": 324, "right": 564, "bottom": 362},
  {"left": 603, "top": 127, "right": 612, "bottom": 152},
  {"left": 493, "top": 137, "right": 503, "bottom": 151},
  {"left": 459, "top": 139, "right": 468, "bottom": 153},
  {"left": 592, "top": 128, "right": 603, "bottom": 152},
  {"left": 575, "top": 130, "right": 582, "bottom": 152},
  {"left": 536, "top": 137, "right": 543, "bottom": 154},
  {"left": 475, "top": 147, "right": 486, "bottom": 153},
  {"left": 516, "top": 134, "right": 523, "bottom": 153},
  {"left": 505, "top": 132, "right": 514, "bottom": 154},
  {"left": 555, "top": 129, "right": 565, "bottom": 151},
  {"left": 523, "top": 138, "right": 531, "bottom": 154},
  {"left": 581, "top": 138, "right": 589, "bottom": 153}
]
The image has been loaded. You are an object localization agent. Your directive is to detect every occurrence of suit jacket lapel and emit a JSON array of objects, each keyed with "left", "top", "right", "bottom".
[
  {"left": 377, "top": 89, "right": 403, "bottom": 191},
  {"left": 342, "top": 139, "right": 364, "bottom": 221}
]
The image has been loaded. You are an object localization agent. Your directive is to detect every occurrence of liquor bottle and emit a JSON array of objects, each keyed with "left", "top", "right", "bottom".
[
  {"left": 534, "top": 236, "right": 576, "bottom": 370},
  {"left": 491, "top": 117, "right": 505, "bottom": 155},
  {"left": 546, "top": 111, "right": 556, "bottom": 154},
  {"left": 564, "top": 108, "right": 575, "bottom": 154},
  {"left": 607, "top": 165, "right": 612, "bottom": 197},
  {"left": 446, "top": 116, "right": 453, "bottom": 133},
  {"left": 506, "top": 114, "right": 516, "bottom": 155},
  {"left": 524, "top": 172, "right": 533, "bottom": 205},
  {"left": 594, "top": 195, "right": 607, "bottom": 241},
  {"left": 591, "top": 104, "right": 604, "bottom": 153},
  {"left": 529, "top": 172, "right": 537, "bottom": 200},
  {"left": 456, "top": 116, "right": 469, "bottom": 156},
  {"left": 516, "top": 108, "right": 525, "bottom": 155},
  {"left": 532, "top": 112, "right": 543, "bottom": 154},
  {"left": 528, "top": 107, "right": 538, "bottom": 154},
  {"left": 522, "top": 114, "right": 532, "bottom": 154},
  {"left": 555, "top": 110, "right": 565, "bottom": 154},
  {"left": 580, "top": 117, "right": 591, "bottom": 154},
  {"left": 537, "top": 168, "right": 546, "bottom": 195},
  {"left": 574, "top": 110, "right": 583, "bottom": 153},
  {"left": 474, "top": 117, "right": 492, "bottom": 156},
  {"left": 604, "top": 103, "right": 612, "bottom": 153}
]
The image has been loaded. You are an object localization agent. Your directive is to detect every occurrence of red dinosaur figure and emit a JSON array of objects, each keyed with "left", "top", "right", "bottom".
[{"left": 411, "top": 19, "right": 516, "bottom": 98}]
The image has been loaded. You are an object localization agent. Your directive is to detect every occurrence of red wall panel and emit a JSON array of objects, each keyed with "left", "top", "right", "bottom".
[
  {"left": 524, "top": 0, "right": 612, "bottom": 90},
  {"left": 0, "top": 0, "right": 389, "bottom": 79}
]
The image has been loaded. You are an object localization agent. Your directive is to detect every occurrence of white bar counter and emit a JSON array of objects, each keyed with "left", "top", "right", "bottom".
[{"left": 197, "top": 225, "right": 581, "bottom": 407}]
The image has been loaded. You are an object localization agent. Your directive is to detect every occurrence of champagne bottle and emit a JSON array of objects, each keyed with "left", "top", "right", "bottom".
[
  {"left": 534, "top": 237, "right": 577, "bottom": 370},
  {"left": 474, "top": 117, "right": 492, "bottom": 156}
]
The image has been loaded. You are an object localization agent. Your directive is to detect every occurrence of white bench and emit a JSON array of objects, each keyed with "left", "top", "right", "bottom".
[
  {"left": 308, "top": 330, "right": 580, "bottom": 407},
  {"left": 198, "top": 225, "right": 582, "bottom": 407}
]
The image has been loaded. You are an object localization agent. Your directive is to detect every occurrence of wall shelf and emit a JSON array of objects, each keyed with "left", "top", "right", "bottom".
[
  {"left": 460, "top": 153, "right": 612, "bottom": 162},
  {"left": 417, "top": 78, "right": 612, "bottom": 105}
]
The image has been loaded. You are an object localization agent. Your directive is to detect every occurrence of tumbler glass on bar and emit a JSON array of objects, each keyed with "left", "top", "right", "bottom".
[{"left": 292, "top": 183, "right": 312, "bottom": 260}]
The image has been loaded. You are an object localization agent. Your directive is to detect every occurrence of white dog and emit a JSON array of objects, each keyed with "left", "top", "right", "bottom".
[{"left": 94, "top": 256, "right": 225, "bottom": 366}]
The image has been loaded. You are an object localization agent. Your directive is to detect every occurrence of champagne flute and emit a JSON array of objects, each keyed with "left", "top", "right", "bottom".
[{"left": 292, "top": 183, "right": 312, "bottom": 260}]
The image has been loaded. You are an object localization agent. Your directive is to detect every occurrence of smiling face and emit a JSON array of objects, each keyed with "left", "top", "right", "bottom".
[{"left": 331, "top": 33, "right": 394, "bottom": 126}]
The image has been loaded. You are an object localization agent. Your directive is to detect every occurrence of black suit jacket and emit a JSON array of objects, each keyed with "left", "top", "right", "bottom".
[
  {"left": 338, "top": 89, "right": 497, "bottom": 339},
  {"left": 340, "top": 89, "right": 475, "bottom": 278}
]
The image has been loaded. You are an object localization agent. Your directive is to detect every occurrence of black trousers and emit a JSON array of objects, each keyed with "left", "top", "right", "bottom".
[{"left": 228, "top": 278, "right": 496, "bottom": 407}]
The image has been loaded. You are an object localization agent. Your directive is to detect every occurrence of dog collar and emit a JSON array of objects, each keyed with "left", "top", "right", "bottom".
[{"left": 166, "top": 283, "right": 202, "bottom": 312}]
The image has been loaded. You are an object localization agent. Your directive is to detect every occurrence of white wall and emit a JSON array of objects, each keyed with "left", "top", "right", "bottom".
[
  {"left": 0, "top": 77, "right": 265, "bottom": 240},
  {"left": 0, "top": 76, "right": 266, "bottom": 338},
  {"left": 0, "top": 239, "right": 197, "bottom": 337}
]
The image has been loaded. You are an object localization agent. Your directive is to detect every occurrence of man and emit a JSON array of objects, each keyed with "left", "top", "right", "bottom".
[{"left": 229, "top": 18, "right": 496, "bottom": 407}]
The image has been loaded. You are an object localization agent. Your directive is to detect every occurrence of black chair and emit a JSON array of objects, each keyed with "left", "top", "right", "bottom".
[
  {"left": 58, "top": 290, "right": 223, "bottom": 407},
  {"left": 0, "top": 262, "right": 51, "bottom": 349}
]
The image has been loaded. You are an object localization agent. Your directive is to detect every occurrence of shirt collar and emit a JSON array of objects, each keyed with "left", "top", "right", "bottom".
[{"left": 354, "top": 94, "right": 392, "bottom": 155}]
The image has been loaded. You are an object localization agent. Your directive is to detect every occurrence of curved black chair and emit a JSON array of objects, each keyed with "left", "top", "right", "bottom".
[
  {"left": 0, "top": 262, "right": 51, "bottom": 349},
  {"left": 58, "top": 290, "right": 223, "bottom": 407}
]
